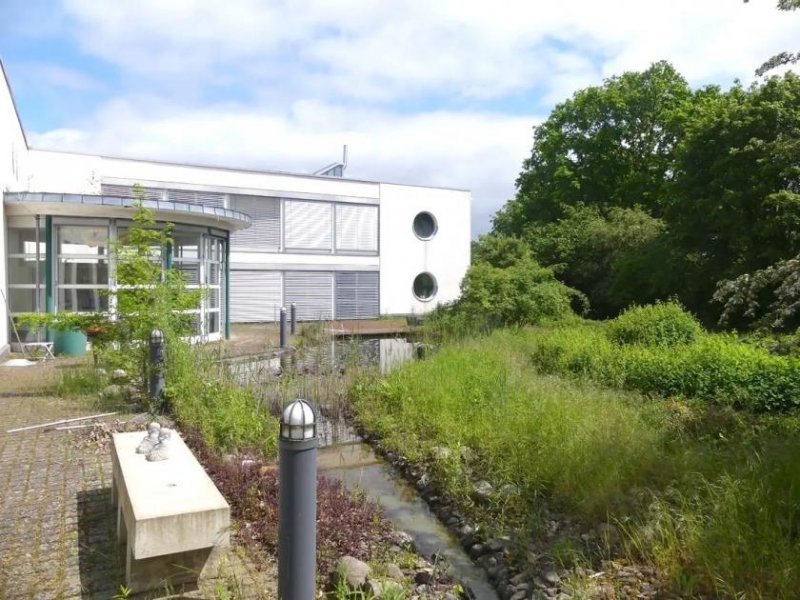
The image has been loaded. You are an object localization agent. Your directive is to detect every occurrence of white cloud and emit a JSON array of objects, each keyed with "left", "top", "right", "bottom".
[
  {"left": 14, "top": 0, "right": 800, "bottom": 235},
  {"left": 29, "top": 99, "right": 537, "bottom": 236},
  {"left": 60, "top": 0, "right": 800, "bottom": 98}
]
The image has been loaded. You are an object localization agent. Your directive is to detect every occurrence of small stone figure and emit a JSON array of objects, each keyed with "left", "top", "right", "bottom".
[
  {"left": 146, "top": 427, "right": 172, "bottom": 462},
  {"left": 136, "top": 422, "right": 161, "bottom": 454}
]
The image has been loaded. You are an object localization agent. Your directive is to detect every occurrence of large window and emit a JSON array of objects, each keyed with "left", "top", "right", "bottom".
[
  {"left": 56, "top": 225, "right": 109, "bottom": 313},
  {"left": 335, "top": 205, "right": 378, "bottom": 253},
  {"left": 228, "top": 195, "right": 378, "bottom": 256},
  {"left": 204, "top": 236, "right": 224, "bottom": 335},
  {"left": 284, "top": 200, "right": 332, "bottom": 251},
  {"left": 6, "top": 224, "right": 44, "bottom": 342},
  {"left": 230, "top": 195, "right": 280, "bottom": 250},
  {"left": 6, "top": 225, "right": 45, "bottom": 313},
  {"left": 172, "top": 231, "right": 202, "bottom": 336},
  {"left": 6, "top": 218, "right": 228, "bottom": 341}
]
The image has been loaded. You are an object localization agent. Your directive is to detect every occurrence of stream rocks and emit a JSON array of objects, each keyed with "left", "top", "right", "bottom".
[
  {"left": 473, "top": 480, "right": 494, "bottom": 500},
  {"left": 355, "top": 428, "right": 675, "bottom": 600},
  {"left": 337, "top": 556, "right": 370, "bottom": 587},
  {"left": 334, "top": 551, "right": 461, "bottom": 599}
]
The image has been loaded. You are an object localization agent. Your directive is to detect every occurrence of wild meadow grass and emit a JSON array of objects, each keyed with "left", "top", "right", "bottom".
[
  {"left": 56, "top": 365, "right": 111, "bottom": 399},
  {"left": 166, "top": 342, "right": 278, "bottom": 457},
  {"left": 352, "top": 329, "right": 800, "bottom": 598}
]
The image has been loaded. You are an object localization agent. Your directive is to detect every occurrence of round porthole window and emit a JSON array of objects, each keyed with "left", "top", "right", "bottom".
[
  {"left": 413, "top": 272, "right": 437, "bottom": 302},
  {"left": 413, "top": 211, "right": 438, "bottom": 240}
]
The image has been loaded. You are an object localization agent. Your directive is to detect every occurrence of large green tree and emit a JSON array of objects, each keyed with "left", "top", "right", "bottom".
[
  {"left": 494, "top": 61, "right": 692, "bottom": 234},
  {"left": 524, "top": 205, "right": 666, "bottom": 316},
  {"left": 489, "top": 60, "right": 800, "bottom": 325},
  {"left": 666, "top": 73, "right": 800, "bottom": 319}
]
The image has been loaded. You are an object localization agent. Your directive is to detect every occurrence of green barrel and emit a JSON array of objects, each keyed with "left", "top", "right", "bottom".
[{"left": 52, "top": 329, "right": 88, "bottom": 356}]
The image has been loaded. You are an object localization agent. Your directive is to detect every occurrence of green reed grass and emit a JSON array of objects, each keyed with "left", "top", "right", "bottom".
[{"left": 352, "top": 328, "right": 800, "bottom": 598}]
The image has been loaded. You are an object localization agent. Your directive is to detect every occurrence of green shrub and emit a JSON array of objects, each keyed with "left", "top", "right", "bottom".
[
  {"left": 607, "top": 301, "right": 702, "bottom": 347},
  {"left": 524, "top": 324, "right": 800, "bottom": 412}
]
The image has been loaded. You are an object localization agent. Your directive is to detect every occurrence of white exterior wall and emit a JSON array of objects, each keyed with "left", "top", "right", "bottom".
[
  {"left": 0, "top": 64, "right": 30, "bottom": 353},
  {"left": 100, "top": 156, "right": 380, "bottom": 201},
  {"left": 231, "top": 252, "right": 378, "bottom": 269},
  {"left": 379, "top": 183, "right": 471, "bottom": 315},
  {"left": 26, "top": 151, "right": 382, "bottom": 203},
  {"left": 27, "top": 150, "right": 101, "bottom": 194}
]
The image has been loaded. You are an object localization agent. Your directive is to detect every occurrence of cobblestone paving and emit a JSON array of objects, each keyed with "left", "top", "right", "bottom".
[{"left": 0, "top": 361, "right": 276, "bottom": 600}]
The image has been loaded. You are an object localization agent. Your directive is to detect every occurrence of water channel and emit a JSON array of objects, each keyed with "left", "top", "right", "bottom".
[
  {"left": 230, "top": 334, "right": 498, "bottom": 600},
  {"left": 318, "top": 440, "right": 498, "bottom": 600}
]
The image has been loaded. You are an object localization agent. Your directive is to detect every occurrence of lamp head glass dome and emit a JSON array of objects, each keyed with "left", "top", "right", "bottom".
[{"left": 280, "top": 399, "right": 317, "bottom": 440}]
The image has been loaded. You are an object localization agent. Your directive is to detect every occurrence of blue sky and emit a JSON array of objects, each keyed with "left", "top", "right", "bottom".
[{"left": 1, "top": 0, "right": 798, "bottom": 236}]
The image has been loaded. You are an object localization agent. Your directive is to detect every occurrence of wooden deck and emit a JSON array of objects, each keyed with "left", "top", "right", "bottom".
[
  {"left": 224, "top": 318, "right": 411, "bottom": 358},
  {"left": 327, "top": 319, "right": 410, "bottom": 337}
]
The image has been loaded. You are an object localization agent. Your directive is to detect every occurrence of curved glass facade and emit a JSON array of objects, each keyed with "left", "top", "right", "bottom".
[{"left": 6, "top": 215, "right": 229, "bottom": 341}]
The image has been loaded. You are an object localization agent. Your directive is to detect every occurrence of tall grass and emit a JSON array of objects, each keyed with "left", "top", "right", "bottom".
[
  {"left": 352, "top": 329, "right": 800, "bottom": 598},
  {"left": 354, "top": 331, "right": 679, "bottom": 519},
  {"left": 166, "top": 342, "right": 278, "bottom": 457}
]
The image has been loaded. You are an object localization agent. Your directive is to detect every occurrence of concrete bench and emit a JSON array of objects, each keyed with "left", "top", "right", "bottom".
[{"left": 111, "top": 431, "right": 230, "bottom": 592}]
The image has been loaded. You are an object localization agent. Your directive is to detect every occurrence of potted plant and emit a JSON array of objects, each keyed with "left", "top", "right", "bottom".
[{"left": 14, "top": 312, "right": 113, "bottom": 357}]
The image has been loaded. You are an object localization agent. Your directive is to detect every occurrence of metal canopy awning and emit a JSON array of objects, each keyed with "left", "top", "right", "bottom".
[{"left": 4, "top": 191, "right": 252, "bottom": 231}]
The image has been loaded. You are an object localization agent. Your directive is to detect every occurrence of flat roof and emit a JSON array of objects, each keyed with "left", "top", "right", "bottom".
[{"left": 29, "top": 147, "right": 471, "bottom": 194}]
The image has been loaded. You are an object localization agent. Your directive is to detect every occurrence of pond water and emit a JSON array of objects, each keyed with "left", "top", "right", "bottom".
[
  {"left": 225, "top": 337, "right": 415, "bottom": 386},
  {"left": 294, "top": 337, "right": 416, "bottom": 374}
]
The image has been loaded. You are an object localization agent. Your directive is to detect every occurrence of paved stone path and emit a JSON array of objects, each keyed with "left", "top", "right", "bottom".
[{"left": 0, "top": 361, "right": 276, "bottom": 599}]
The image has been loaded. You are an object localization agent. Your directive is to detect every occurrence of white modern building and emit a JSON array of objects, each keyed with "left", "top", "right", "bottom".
[{"left": 0, "top": 60, "right": 471, "bottom": 353}]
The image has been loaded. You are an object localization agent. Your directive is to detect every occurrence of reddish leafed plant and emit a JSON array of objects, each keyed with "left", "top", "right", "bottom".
[{"left": 183, "top": 428, "right": 393, "bottom": 574}]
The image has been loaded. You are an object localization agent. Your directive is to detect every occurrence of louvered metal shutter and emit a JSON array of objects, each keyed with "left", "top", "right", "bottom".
[
  {"left": 229, "top": 196, "right": 280, "bottom": 250},
  {"left": 335, "top": 272, "right": 379, "bottom": 319},
  {"left": 284, "top": 201, "right": 332, "bottom": 251},
  {"left": 285, "top": 271, "right": 333, "bottom": 321},
  {"left": 230, "top": 270, "right": 283, "bottom": 322},
  {"left": 101, "top": 184, "right": 162, "bottom": 201},
  {"left": 335, "top": 205, "right": 378, "bottom": 252},
  {"left": 167, "top": 189, "right": 226, "bottom": 207}
]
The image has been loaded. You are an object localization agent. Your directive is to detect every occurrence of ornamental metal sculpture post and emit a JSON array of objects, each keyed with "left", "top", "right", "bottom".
[
  {"left": 148, "top": 329, "right": 165, "bottom": 402},
  {"left": 290, "top": 302, "right": 297, "bottom": 335},
  {"left": 280, "top": 307, "right": 288, "bottom": 349},
  {"left": 278, "top": 399, "right": 318, "bottom": 600}
]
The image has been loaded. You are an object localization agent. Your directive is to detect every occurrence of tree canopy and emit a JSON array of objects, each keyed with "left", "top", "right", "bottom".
[
  {"left": 494, "top": 61, "right": 692, "bottom": 233},
  {"left": 484, "top": 61, "right": 800, "bottom": 330}
]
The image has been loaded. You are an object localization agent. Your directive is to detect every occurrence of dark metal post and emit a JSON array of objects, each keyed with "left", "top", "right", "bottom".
[
  {"left": 278, "top": 400, "right": 318, "bottom": 600},
  {"left": 149, "top": 329, "right": 165, "bottom": 401},
  {"left": 290, "top": 302, "right": 297, "bottom": 335},
  {"left": 224, "top": 233, "right": 231, "bottom": 340},
  {"left": 44, "top": 216, "right": 54, "bottom": 342},
  {"left": 280, "top": 307, "right": 288, "bottom": 348}
]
